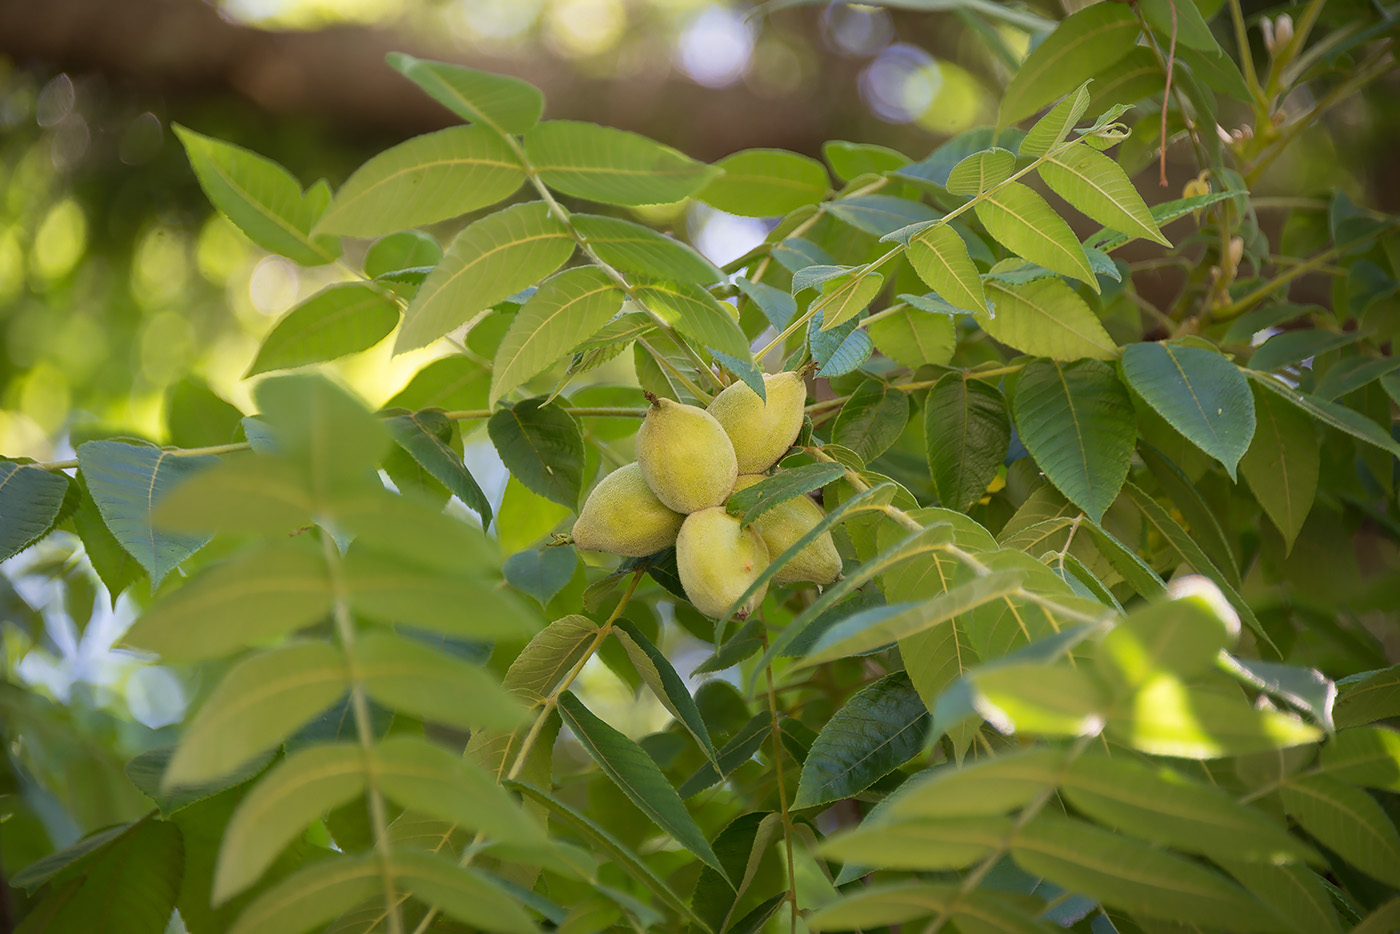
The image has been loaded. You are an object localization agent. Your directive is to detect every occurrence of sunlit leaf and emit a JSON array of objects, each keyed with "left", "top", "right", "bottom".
[
  {"left": 982, "top": 277, "right": 1116, "bottom": 361},
  {"left": 906, "top": 225, "right": 987, "bottom": 315},
  {"left": 697, "top": 148, "right": 830, "bottom": 216},
  {"left": 388, "top": 53, "right": 544, "bottom": 135},
  {"left": 247, "top": 284, "right": 399, "bottom": 376},
  {"left": 976, "top": 183, "right": 1098, "bottom": 287},
  {"left": 1039, "top": 143, "right": 1169, "bottom": 246},
  {"left": 946, "top": 148, "right": 1016, "bottom": 195},
  {"left": 525, "top": 120, "right": 719, "bottom": 206}
]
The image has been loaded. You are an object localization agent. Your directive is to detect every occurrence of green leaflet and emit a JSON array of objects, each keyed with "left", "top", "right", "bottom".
[
  {"left": 906, "top": 225, "right": 987, "bottom": 315},
  {"left": 797, "top": 570, "right": 1025, "bottom": 668},
  {"left": 215, "top": 744, "right": 365, "bottom": 903},
  {"left": 976, "top": 183, "right": 1098, "bottom": 288},
  {"left": 1281, "top": 774, "right": 1400, "bottom": 887},
  {"left": 502, "top": 546, "right": 576, "bottom": 606},
  {"left": 1094, "top": 588, "right": 1237, "bottom": 689},
  {"left": 999, "top": 3, "right": 1140, "bottom": 126},
  {"left": 1013, "top": 358, "right": 1135, "bottom": 522},
  {"left": 165, "top": 642, "right": 347, "bottom": 788},
  {"left": 224, "top": 854, "right": 381, "bottom": 934},
  {"left": 1318, "top": 727, "right": 1400, "bottom": 790},
  {"left": 525, "top": 120, "right": 719, "bottom": 206},
  {"left": 1246, "top": 370, "right": 1400, "bottom": 460},
  {"left": 247, "top": 283, "right": 400, "bottom": 376},
  {"left": 487, "top": 397, "right": 585, "bottom": 508},
  {"left": 316, "top": 125, "right": 524, "bottom": 237},
  {"left": 612, "top": 619, "right": 720, "bottom": 766},
  {"left": 970, "top": 663, "right": 1109, "bottom": 737},
  {"left": 819, "top": 816, "right": 1010, "bottom": 870},
  {"left": 388, "top": 53, "right": 544, "bottom": 135},
  {"left": 1013, "top": 814, "right": 1285, "bottom": 932},
  {"left": 123, "top": 541, "right": 331, "bottom": 661},
  {"left": 77, "top": 440, "right": 218, "bottom": 588},
  {"left": 1039, "top": 143, "right": 1169, "bottom": 246},
  {"left": 868, "top": 304, "right": 955, "bottom": 369},
  {"left": 1335, "top": 665, "right": 1400, "bottom": 729},
  {"left": 556, "top": 692, "right": 728, "bottom": 880},
  {"left": 352, "top": 630, "right": 529, "bottom": 732},
  {"left": 827, "top": 195, "right": 940, "bottom": 237},
  {"left": 982, "top": 277, "right": 1117, "bottom": 361},
  {"left": 831, "top": 378, "right": 910, "bottom": 463},
  {"left": 391, "top": 850, "right": 536, "bottom": 934},
  {"left": 395, "top": 200, "right": 574, "bottom": 353},
  {"left": 1240, "top": 380, "right": 1319, "bottom": 552},
  {"left": 725, "top": 463, "right": 846, "bottom": 527},
  {"left": 1019, "top": 81, "right": 1094, "bottom": 157},
  {"left": 174, "top": 124, "right": 338, "bottom": 266},
  {"left": 502, "top": 614, "right": 599, "bottom": 705},
  {"left": 631, "top": 278, "right": 755, "bottom": 377},
  {"left": 0, "top": 462, "right": 69, "bottom": 563},
  {"left": 1224, "top": 861, "right": 1344, "bottom": 934},
  {"left": 1062, "top": 755, "right": 1318, "bottom": 864},
  {"left": 946, "top": 148, "right": 1016, "bottom": 195},
  {"left": 925, "top": 374, "right": 1011, "bottom": 513},
  {"left": 384, "top": 409, "right": 493, "bottom": 526},
  {"left": 697, "top": 148, "right": 830, "bottom": 216},
  {"left": 1120, "top": 342, "right": 1256, "bottom": 479},
  {"left": 793, "top": 671, "right": 930, "bottom": 809},
  {"left": 573, "top": 214, "right": 721, "bottom": 284},
  {"left": 490, "top": 266, "right": 624, "bottom": 404},
  {"left": 814, "top": 270, "right": 885, "bottom": 331}
]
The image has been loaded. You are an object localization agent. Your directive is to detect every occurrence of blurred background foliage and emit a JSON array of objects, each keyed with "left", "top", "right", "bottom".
[{"left": 0, "top": 0, "right": 1397, "bottom": 898}]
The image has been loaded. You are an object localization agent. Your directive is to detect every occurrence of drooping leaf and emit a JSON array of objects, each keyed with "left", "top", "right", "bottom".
[
  {"left": 77, "top": 440, "right": 218, "bottom": 587},
  {"left": 174, "top": 124, "right": 338, "bottom": 265},
  {"left": 809, "top": 307, "right": 874, "bottom": 377},
  {"left": 215, "top": 745, "right": 365, "bottom": 903},
  {"left": 1121, "top": 342, "right": 1255, "bottom": 478},
  {"left": 946, "top": 148, "right": 1016, "bottom": 195},
  {"left": 490, "top": 266, "right": 624, "bottom": 403},
  {"left": 976, "top": 183, "right": 1098, "bottom": 287},
  {"left": 353, "top": 630, "right": 528, "bottom": 732},
  {"left": 487, "top": 398, "right": 585, "bottom": 508},
  {"left": 1039, "top": 143, "right": 1169, "bottom": 246},
  {"left": 925, "top": 375, "right": 1011, "bottom": 512},
  {"left": 999, "top": 3, "right": 1140, "bottom": 126},
  {"left": 166, "top": 642, "right": 347, "bottom": 788},
  {"left": 0, "top": 462, "right": 69, "bottom": 562},
  {"left": 1247, "top": 370, "right": 1400, "bottom": 460},
  {"left": 612, "top": 619, "right": 719, "bottom": 766},
  {"left": 677, "top": 712, "right": 774, "bottom": 798},
  {"left": 632, "top": 278, "right": 754, "bottom": 365},
  {"left": 387, "top": 53, "right": 544, "bottom": 135},
  {"left": 793, "top": 672, "right": 929, "bottom": 809},
  {"left": 395, "top": 201, "right": 574, "bottom": 352},
  {"left": 906, "top": 224, "right": 987, "bottom": 315},
  {"left": 982, "top": 277, "right": 1117, "bottom": 361},
  {"left": 501, "top": 614, "right": 599, "bottom": 705},
  {"left": 573, "top": 213, "right": 721, "bottom": 284},
  {"left": 247, "top": 283, "right": 399, "bottom": 376},
  {"left": 1088, "top": 190, "right": 1247, "bottom": 253},
  {"left": 316, "top": 125, "right": 524, "bottom": 237},
  {"left": 384, "top": 410, "right": 492, "bottom": 526},
  {"left": 555, "top": 692, "right": 728, "bottom": 879},
  {"left": 525, "top": 120, "right": 719, "bottom": 206},
  {"left": 1239, "top": 381, "right": 1319, "bottom": 552},
  {"left": 1013, "top": 358, "right": 1135, "bottom": 522},
  {"left": 697, "top": 148, "right": 830, "bottom": 216},
  {"left": 1013, "top": 814, "right": 1280, "bottom": 932}
]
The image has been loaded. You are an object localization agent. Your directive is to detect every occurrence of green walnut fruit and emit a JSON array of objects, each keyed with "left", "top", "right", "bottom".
[
  {"left": 707, "top": 371, "right": 806, "bottom": 474},
  {"left": 572, "top": 463, "right": 685, "bottom": 557},
  {"left": 676, "top": 506, "right": 769, "bottom": 618},
  {"left": 637, "top": 394, "right": 738, "bottom": 514},
  {"left": 734, "top": 474, "right": 841, "bottom": 585}
]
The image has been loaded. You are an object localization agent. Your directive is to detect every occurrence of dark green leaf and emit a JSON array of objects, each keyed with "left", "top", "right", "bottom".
[
  {"left": 1121, "top": 342, "right": 1255, "bottom": 478},
  {"left": 793, "top": 672, "right": 929, "bottom": 809},
  {"left": 0, "top": 462, "right": 69, "bottom": 562},
  {"left": 725, "top": 463, "right": 845, "bottom": 527},
  {"left": 925, "top": 374, "right": 1010, "bottom": 512},
  {"left": 554, "top": 693, "right": 727, "bottom": 878},
  {"left": 613, "top": 619, "right": 719, "bottom": 766},
  {"left": 1335, "top": 666, "right": 1400, "bottom": 728},
  {"left": 385, "top": 410, "right": 492, "bottom": 525},
  {"left": 1281, "top": 774, "right": 1400, "bottom": 886},
  {"left": 826, "top": 195, "right": 940, "bottom": 237},
  {"left": 165, "top": 377, "right": 245, "bottom": 448},
  {"left": 1013, "top": 358, "right": 1135, "bottom": 522},
  {"left": 487, "top": 397, "right": 585, "bottom": 508},
  {"left": 77, "top": 440, "right": 218, "bottom": 587},
  {"left": 503, "top": 546, "right": 577, "bottom": 606},
  {"left": 677, "top": 712, "right": 774, "bottom": 799},
  {"left": 832, "top": 379, "right": 910, "bottom": 463}
]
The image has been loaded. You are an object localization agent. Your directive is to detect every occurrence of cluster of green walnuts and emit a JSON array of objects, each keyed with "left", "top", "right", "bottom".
[{"left": 571, "top": 372, "right": 841, "bottom": 618}]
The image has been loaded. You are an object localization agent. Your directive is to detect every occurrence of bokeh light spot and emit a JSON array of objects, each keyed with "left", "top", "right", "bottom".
[
  {"left": 545, "top": 0, "right": 626, "bottom": 57},
  {"left": 248, "top": 255, "right": 300, "bottom": 314},
  {"left": 31, "top": 199, "right": 87, "bottom": 281},
  {"left": 678, "top": 5, "right": 755, "bottom": 88},
  {"left": 860, "top": 44, "right": 939, "bottom": 124}
]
